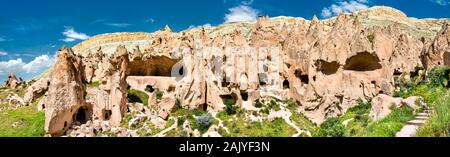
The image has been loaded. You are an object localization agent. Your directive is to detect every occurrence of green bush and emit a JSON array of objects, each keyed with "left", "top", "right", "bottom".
[
  {"left": 319, "top": 117, "right": 346, "bottom": 137},
  {"left": 427, "top": 65, "right": 450, "bottom": 87},
  {"left": 225, "top": 99, "right": 237, "bottom": 115},
  {"left": 367, "top": 34, "right": 375, "bottom": 44},
  {"left": 196, "top": 113, "right": 214, "bottom": 133},
  {"left": 156, "top": 91, "right": 164, "bottom": 101},
  {"left": 268, "top": 100, "right": 281, "bottom": 111}
]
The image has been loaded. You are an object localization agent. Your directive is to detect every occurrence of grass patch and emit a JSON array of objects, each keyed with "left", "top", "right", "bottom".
[
  {"left": 86, "top": 81, "right": 100, "bottom": 89},
  {"left": 127, "top": 89, "right": 149, "bottom": 106},
  {"left": 0, "top": 101, "right": 45, "bottom": 137},
  {"left": 338, "top": 99, "right": 371, "bottom": 136},
  {"left": 220, "top": 112, "right": 296, "bottom": 137},
  {"left": 364, "top": 106, "right": 415, "bottom": 137},
  {"left": 417, "top": 93, "right": 450, "bottom": 137}
]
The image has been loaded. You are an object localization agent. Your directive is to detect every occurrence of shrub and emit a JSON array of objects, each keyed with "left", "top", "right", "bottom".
[
  {"left": 224, "top": 99, "right": 237, "bottom": 115},
  {"left": 367, "top": 34, "right": 375, "bottom": 44},
  {"left": 347, "top": 99, "right": 371, "bottom": 115},
  {"left": 268, "top": 100, "right": 281, "bottom": 111},
  {"left": 254, "top": 100, "right": 263, "bottom": 108},
  {"left": 319, "top": 117, "right": 346, "bottom": 137},
  {"left": 427, "top": 65, "right": 450, "bottom": 87},
  {"left": 196, "top": 113, "right": 214, "bottom": 133},
  {"left": 156, "top": 91, "right": 164, "bottom": 101}
]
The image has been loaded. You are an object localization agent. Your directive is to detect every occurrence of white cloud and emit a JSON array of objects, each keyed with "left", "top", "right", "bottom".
[
  {"left": 144, "top": 18, "right": 155, "bottom": 23},
  {"left": 430, "top": 0, "right": 450, "bottom": 5},
  {"left": 61, "top": 27, "right": 90, "bottom": 42},
  {"left": 0, "top": 54, "right": 56, "bottom": 80},
  {"left": 105, "top": 23, "right": 132, "bottom": 28},
  {"left": 321, "top": 0, "right": 369, "bottom": 18},
  {"left": 224, "top": 5, "right": 259, "bottom": 23},
  {"left": 188, "top": 23, "right": 212, "bottom": 29},
  {"left": 0, "top": 51, "right": 7, "bottom": 56}
]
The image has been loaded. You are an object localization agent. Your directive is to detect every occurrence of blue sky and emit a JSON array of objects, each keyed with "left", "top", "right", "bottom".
[{"left": 0, "top": 0, "right": 449, "bottom": 81}]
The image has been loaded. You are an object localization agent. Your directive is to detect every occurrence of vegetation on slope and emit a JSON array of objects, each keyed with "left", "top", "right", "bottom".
[{"left": 0, "top": 100, "right": 45, "bottom": 137}]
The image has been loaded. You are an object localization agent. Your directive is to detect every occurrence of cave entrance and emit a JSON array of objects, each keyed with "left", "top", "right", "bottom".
[
  {"left": 103, "top": 110, "right": 112, "bottom": 120},
  {"left": 220, "top": 94, "right": 237, "bottom": 108},
  {"left": 241, "top": 92, "right": 248, "bottom": 101},
  {"left": 344, "top": 52, "right": 382, "bottom": 71},
  {"left": 283, "top": 80, "right": 290, "bottom": 89},
  {"left": 316, "top": 60, "right": 339, "bottom": 75},
  {"left": 129, "top": 56, "right": 179, "bottom": 76},
  {"left": 74, "top": 107, "right": 88, "bottom": 125},
  {"left": 295, "top": 69, "right": 309, "bottom": 85}
]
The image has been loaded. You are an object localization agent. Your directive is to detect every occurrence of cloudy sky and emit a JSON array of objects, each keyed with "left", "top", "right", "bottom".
[{"left": 0, "top": 0, "right": 449, "bottom": 81}]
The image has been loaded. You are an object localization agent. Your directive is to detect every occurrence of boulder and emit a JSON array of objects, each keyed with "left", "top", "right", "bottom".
[
  {"left": 369, "top": 94, "right": 423, "bottom": 121},
  {"left": 23, "top": 77, "right": 50, "bottom": 104},
  {"left": 7, "top": 94, "right": 24, "bottom": 108}
]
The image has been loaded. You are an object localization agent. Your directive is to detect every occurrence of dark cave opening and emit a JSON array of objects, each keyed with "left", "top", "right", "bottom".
[{"left": 344, "top": 52, "right": 382, "bottom": 71}]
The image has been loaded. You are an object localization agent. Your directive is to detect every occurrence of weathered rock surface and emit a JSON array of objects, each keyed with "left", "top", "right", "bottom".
[
  {"left": 7, "top": 94, "right": 24, "bottom": 108},
  {"left": 94, "top": 45, "right": 129, "bottom": 127},
  {"left": 369, "top": 94, "right": 424, "bottom": 121},
  {"left": 44, "top": 47, "right": 90, "bottom": 136},
  {"left": 23, "top": 77, "right": 49, "bottom": 104},
  {"left": 3, "top": 73, "right": 23, "bottom": 89},
  {"left": 34, "top": 6, "right": 450, "bottom": 133}
]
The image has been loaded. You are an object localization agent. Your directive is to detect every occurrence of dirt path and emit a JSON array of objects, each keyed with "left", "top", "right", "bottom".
[{"left": 395, "top": 108, "right": 431, "bottom": 137}]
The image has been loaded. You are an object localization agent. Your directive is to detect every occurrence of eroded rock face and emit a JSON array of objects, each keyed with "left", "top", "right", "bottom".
[
  {"left": 94, "top": 46, "right": 129, "bottom": 127},
  {"left": 23, "top": 77, "right": 50, "bottom": 104},
  {"left": 44, "top": 47, "right": 90, "bottom": 136},
  {"left": 4, "top": 73, "right": 23, "bottom": 89},
  {"left": 422, "top": 23, "right": 450, "bottom": 69},
  {"left": 63, "top": 7, "right": 448, "bottom": 125}
]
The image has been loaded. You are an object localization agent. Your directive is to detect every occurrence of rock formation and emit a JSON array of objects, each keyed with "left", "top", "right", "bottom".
[
  {"left": 44, "top": 47, "right": 90, "bottom": 136},
  {"left": 3, "top": 73, "right": 23, "bottom": 89},
  {"left": 94, "top": 46, "right": 129, "bottom": 127},
  {"left": 36, "top": 6, "right": 450, "bottom": 135},
  {"left": 23, "top": 77, "right": 50, "bottom": 104},
  {"left": 369, "top": 94, "right": 424, "bottom": 121}
]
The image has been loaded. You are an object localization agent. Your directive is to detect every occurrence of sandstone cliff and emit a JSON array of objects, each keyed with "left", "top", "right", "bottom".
[{"left": 38, "top": 6, "right": 450, "bottom": 135}]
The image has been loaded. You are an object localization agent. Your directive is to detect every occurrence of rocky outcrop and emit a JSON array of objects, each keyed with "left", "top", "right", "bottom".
[
  {"left": 40, "top": 6, "right": 448, "bottom": 126},
  {"left": 7, "top": 94, "right": 24, "bottom": 108},
  {"left": 369, "top": 94, "right": 423, "bottom": 121},
  {"left": 44, "top": 47, "right": 90, "bottom": 136},
  {"left": 23, "top": 77, "right": 50, "bottom": 104},
  {"left": 3, "top": 73, "right": 23, "bottom": 89},
  {"left": 94, "top": 46, "right": 129, "bottom": 127},
  {"left": 422, "top": 23, "right": 450, "bottom": 69}
]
